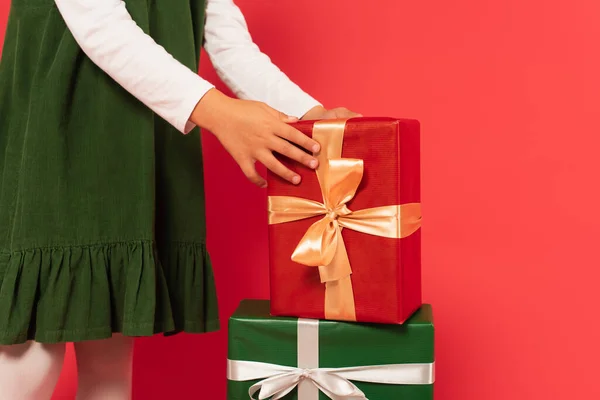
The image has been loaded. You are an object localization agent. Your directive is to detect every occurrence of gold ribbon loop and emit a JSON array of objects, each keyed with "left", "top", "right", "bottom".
[
  {"left": 291, "top": 218, "right": 339, "bottom": 267},
  {"left": 268, "top": 119, "right": 422, "bottom": 321}
]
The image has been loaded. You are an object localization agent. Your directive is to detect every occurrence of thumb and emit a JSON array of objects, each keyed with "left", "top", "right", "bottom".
[{"left": 278, "top": 112, "right": 299, "bottom": 123}]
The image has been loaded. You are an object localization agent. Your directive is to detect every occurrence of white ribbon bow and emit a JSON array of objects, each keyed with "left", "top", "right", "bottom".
[{"left": 227, "top": 360, "right": 435, "bottom": 400}]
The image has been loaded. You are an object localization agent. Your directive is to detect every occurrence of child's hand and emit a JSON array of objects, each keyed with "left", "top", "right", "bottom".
[
  {"left": 301, "top": 105, "right": 362, "bottom": 120},
  {"left": 191, "top": 89, "right": 321, "bottom": 188}
]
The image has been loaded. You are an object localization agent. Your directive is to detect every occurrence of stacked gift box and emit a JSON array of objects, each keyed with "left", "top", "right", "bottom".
[{"left": 227, "top": 118, "right": 435, "bottom": 399}]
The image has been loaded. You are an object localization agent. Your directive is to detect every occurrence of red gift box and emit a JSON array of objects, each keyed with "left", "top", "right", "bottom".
[{"left": 267, "top": 117, "right": 422, "bottom": 324}]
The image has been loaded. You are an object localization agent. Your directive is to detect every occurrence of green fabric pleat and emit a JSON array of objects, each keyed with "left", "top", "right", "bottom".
[{"left": 0, "top": 0, "right": 219, "bottom": 344}]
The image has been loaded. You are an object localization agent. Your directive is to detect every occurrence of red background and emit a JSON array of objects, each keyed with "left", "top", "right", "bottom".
[{"left": 2, "top": 0, "right": 600, "bottom": 399}]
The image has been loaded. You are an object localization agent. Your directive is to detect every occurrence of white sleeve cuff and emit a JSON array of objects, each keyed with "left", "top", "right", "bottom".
[{"left": 176, "top": 76, "right": 215, "bottom": 134}]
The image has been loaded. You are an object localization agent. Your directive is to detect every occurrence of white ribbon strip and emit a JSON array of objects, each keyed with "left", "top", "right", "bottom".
[
  {"left": 297, "top": 319, "right": 320, "bottom": 399},
  {"left": 227, "top": 359, "right": 435, "bottom": 399}
]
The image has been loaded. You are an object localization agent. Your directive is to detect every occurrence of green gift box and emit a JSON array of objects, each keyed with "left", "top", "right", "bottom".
[{"left": 227, "top": 300, "right": 435, "bottom": 400}]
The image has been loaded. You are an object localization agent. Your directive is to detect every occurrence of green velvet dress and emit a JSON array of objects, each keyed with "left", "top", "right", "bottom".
[{"left": 0, "top": 0, "right": 219, "bottom": 345}]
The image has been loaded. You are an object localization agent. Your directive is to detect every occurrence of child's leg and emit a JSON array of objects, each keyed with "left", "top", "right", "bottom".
[
  {"left": 74, "top": 334, "right": 135, "bottom": 400},
  {"left": 0, "top": 342, "right": 66, "bottom": 400}
]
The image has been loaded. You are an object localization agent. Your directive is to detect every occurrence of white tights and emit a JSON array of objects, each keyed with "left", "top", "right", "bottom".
[{"left": 0, "top": 335, "right": 134, "bottom": 400}]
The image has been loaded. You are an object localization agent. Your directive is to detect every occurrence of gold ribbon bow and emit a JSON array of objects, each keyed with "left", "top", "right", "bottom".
[{"left": 268, "top": 119, "right": 422, "bottom": 321}]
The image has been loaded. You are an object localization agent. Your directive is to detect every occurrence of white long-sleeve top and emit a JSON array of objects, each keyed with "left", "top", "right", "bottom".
[{"left": 53, "top": 0, "right": 321, "bottom": 133}]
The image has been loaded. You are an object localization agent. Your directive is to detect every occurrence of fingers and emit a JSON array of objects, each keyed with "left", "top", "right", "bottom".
[
  {"left": 270, "top": 136, "right": 318, "bottom": 170},
  {"left": 277, "top": 124, "right": 321, "bottom": 153},
  {"left": 240, "top": 151, "right": 303, "bottom": 188},
  {"left": 225, "top": 101, "right": 362, "bottom": 188},
  {"left": 258, "top": 151, "right": 301, "bottom": 185},
  {"left": 278, "top": 111, "right": 299, "bottom": 123},
  {"left": 269, "top": 108, "right": 320, "bottom": 152},
  {"left": 240, "top": 160, "right": 267, "bottom": 188}
]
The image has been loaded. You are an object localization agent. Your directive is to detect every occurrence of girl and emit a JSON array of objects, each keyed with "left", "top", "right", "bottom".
[{"left": 0, "top": 0, "right": 359, "bottom": 398}]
